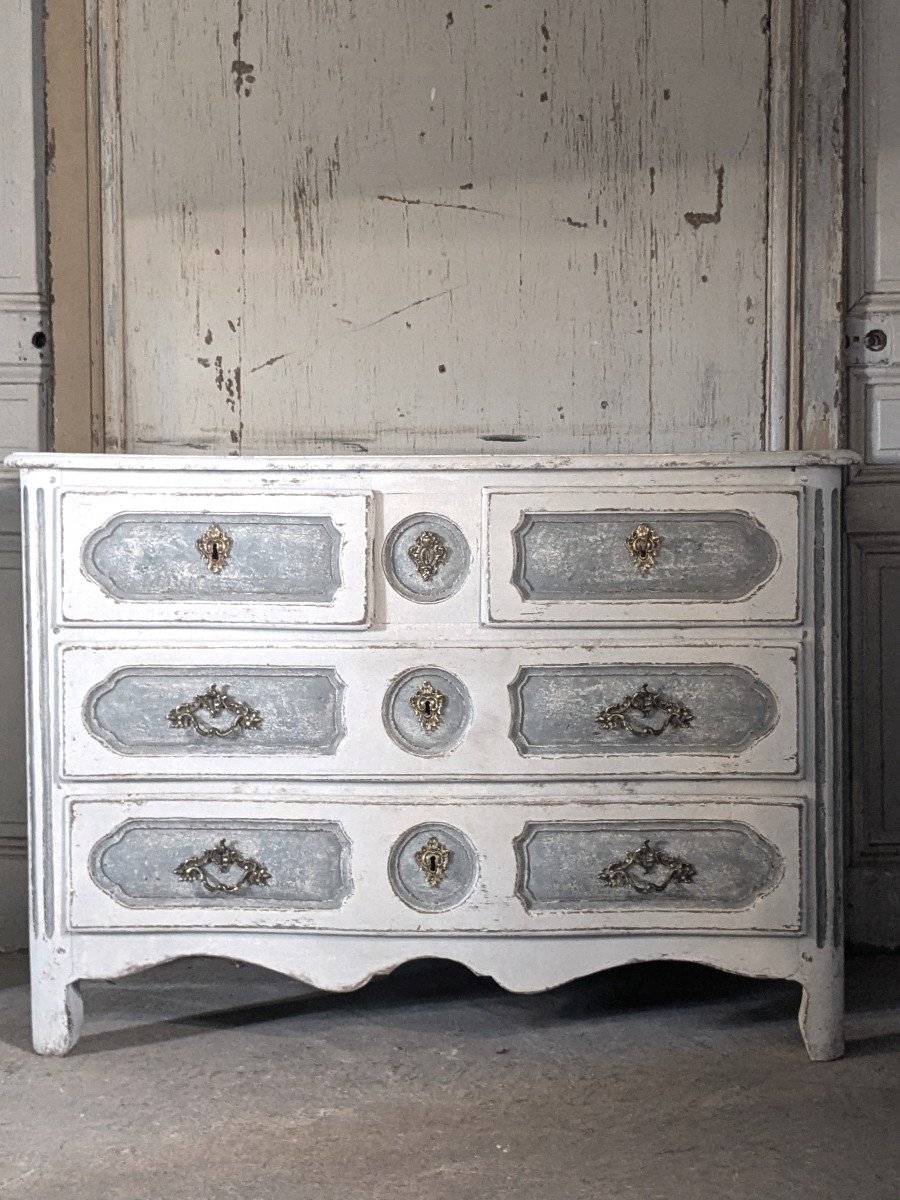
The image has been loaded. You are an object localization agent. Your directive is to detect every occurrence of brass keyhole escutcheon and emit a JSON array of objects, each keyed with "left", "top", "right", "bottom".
[
  {"left": 197, "top": 524, "right": 233, "bottom": 573},
  {"left": 409, "top": 530, "right": 448, "bottom": 581},
  {"left": 410, "top": 681, "right": 446, "bottom": 732},
  {"left": 415, "top": 836, "right": 453, "bottom": 887},
  {"left": 625, "top": 523, "right": 661, "bottom": 573}
]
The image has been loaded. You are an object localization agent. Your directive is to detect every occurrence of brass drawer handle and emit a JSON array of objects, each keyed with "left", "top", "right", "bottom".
[
  {"left": 197, "top": 523, "right": 233, "bottom": 573},
  {"left": 409, "top": 530, "right": 448, "bottom": 581},
  {"left": 599, "top": 839, "right": 696, "bottom": 894},
  {"left": 175, "top": 838, "right": 271, "bottom": 893},
  {"left": 625, "top": 523, "right": 661, "bottom": 572},
  {"left": 410, "top": 680, "right": 445, "bottom": 732},
  {"left": 596, "top": 683, "right": 693, "bottom": 738},
  {"left": 415, "top": 836, "right": 453, "bottom": 886},
  {"left": 167, "top": 684, "right": 263, "bottom": 738}
]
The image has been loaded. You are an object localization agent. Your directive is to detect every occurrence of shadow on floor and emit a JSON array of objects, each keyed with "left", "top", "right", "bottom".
[{"left": 1, "top": 951, "right": 897, "bottom": 1059}]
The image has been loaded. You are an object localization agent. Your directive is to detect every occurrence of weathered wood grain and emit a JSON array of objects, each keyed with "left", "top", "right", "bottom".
[
  {"left": 116, "top": 0, "right": 244, "bottom": 453},
  {"left": 108, "top": 0, "right": 776, "bottom": 454}
]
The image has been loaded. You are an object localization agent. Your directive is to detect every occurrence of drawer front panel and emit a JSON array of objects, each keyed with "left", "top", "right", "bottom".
[
  {"left": 68, "top": 798, "right": 802, "bottom": 934},
  {"left": 83, "top": 668, "right": 346, "bottom": 758},
  {"left": 485, "top": 488, "right": 801, "bottom": 624},
  {"left": 62, "top": 643, "right": 799, "bottom": 779},
  {"left": 510, "top": 665, "right": 777, "bottom": 758},
  {"left": 60, "top": 490, "right": 371, "bottom": 625},
  {"left": 88, "top": 818, "right": 351, "bottom": 911},
  {"left": 515, "top": 820, "right": 783, "bottom": 913},
  {"left": 85, "top": 515, "right": 342, "bottom": 602}
]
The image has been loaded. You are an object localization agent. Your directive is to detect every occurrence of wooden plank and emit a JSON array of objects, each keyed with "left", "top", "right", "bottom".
[
  {"left": 45, "top": 0, "right": 99, "bottom": 452},
  {"left": 798, "top": 0, "right": 847, "bottom": 450},
  {"left": 107, "top": 0, "right": 778, "bottom": 454},
  {"left": 236, "top": 0, "right": 650, "bottom": 453},
  {"left": 646, "top": 0, "right": 771, "bottom": 452},
  {"left": 115, "top": 0, "right": 244, "bottom": 454}
]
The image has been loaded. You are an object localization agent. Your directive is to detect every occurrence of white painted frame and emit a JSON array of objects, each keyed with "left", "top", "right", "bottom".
[
  {"left": 59, "top": 487, "right": 372, "bottom": 626},
  {"left": 484, "top": 487, "right": 802, "bottom": 626}
]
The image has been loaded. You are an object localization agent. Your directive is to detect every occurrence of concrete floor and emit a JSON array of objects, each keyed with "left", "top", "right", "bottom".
[{"left": 0, "top": 954, "right": 897, "bottom": 1200}]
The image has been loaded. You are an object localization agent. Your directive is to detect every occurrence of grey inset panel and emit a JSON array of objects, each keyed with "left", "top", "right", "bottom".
[
  {"left": 383, "top": 668, "right": 473, "bottom": 757},
  {"left": 83, "top": 514, "right": 342, "bottom": 603},
  {"left": 515, "top": 820, "right": 783, "bottom": 912},
  {"left": 389, "top": 823, "right": 479, "bottom": 912},
  {"left": 84, "top": 667, "right": 346, "bottom": 756},
  {"left": 511, "top": 511, "right": 778, "bottom": 602},
  {"left": 382, "top": 513, "right": 471, "bottom": 603},
  {"left": 509, "top": 665, "right": 777, "bottom": 756},
  {"left": 90, "top": 819, "right": 352, "bottom": 909}
]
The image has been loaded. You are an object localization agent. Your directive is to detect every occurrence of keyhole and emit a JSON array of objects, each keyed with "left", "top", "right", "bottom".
[
  {"left": 211, "top": 543, "right": 220, "bottom": 562},
  {"left": 428, "top": 854, "right": 438, "bottom": 873}
]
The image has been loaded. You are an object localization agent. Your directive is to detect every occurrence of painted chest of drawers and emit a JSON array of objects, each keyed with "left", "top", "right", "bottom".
[{"left": 7, "top": 452, "right": 852, "bottom": 1057}]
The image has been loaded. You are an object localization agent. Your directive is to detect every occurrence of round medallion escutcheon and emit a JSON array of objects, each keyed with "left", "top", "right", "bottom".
[
  {"left": 389, "top": 823, "right": 479, "bottom": 912},
  {"left": 382, "top": 513, "right": 471, "bottom": 603},
  {"left": 382, "top": 667, "right": 473, "bottom": 757}
]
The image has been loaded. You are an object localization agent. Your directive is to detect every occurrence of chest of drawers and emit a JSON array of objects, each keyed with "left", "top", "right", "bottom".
[{"left": 7, "top": 451, "right": 852, "bottom": 1057}]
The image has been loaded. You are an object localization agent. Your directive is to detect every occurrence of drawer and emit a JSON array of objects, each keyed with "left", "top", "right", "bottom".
[
  {"left": 62, "top": 642, "right": 800, "bottom": 780},
  {"left": 68, "top": 798, "right": 802, "bottom": 934},
  {"left": 59, "top": 489, "right": 371, "bottom": 625},
  {"left": 484, "top": 487, "right": 801, "bottom": 624}
]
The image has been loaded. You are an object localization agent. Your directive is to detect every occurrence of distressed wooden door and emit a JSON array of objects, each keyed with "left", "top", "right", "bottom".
[
  {"left": 84, "top": 0, "right": 842, "bottom": 457},
  {"left": 0, "top": 0, "right": 49, "bottom": 948},
  {"left": 846, "top": 0, "right": 900, "bottom": 948}
]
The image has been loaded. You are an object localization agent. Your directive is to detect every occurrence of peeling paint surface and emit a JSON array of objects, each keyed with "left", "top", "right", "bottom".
[{"left": 117, "top": 0, "right": 771, "bottom": 454}]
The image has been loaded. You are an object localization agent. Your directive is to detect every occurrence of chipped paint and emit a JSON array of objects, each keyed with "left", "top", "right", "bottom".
[
  {"left": 685, "top": 166, "right": 726, "bottom": 230},
  {"left": 107, "top": 0, "right": 775, "bottom": 455}
]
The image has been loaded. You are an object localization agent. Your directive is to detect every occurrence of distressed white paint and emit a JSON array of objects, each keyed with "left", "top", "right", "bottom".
[
  {"left": 58, "top": 641, "right": 802, "bottom": 781},
  {"left": 848, "top": 0, "right": 900, "bottom": 310},
  {"left": 0, "top": 0, "right": 47, "bottom": 949},
  {"left": 68, "top": 798, "right": 803, "bottom": 936},
  {"left": 0, "top": 475, "right": 27, "bottom": 950},
  {"left": 9, "top": 452, "right": 847, "bottom": 1058},
  {"left": 59, "top": 489, "right": 372, "bottom": 625},
  {"left": 94, "top": 0, "right": 780, "bottom": 455},
  {"left": 0, "top": 0, "right": 48, "bottom": 444},
  {"left": 846, "top": 0, "right": 900, "bottom": 946},
  {"left": 484, "top": 487, "right": 802, "bottom": 624}
]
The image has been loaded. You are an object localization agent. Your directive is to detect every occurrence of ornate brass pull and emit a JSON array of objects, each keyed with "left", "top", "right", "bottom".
[
  {"left": 197, "top": 523, "right": 233, "bottom": 573},
  {"left": 409, "top": 531, "right": 448, "bottom": 581},
  {"left": 167, "top": 684, "right": 263, "bottom": 738},
  {"left": 599, "top": 839, "right": 696, "bottom": 893},
  {"left": 625, "top": 523, "right": 661, "bottom": 572},
  {"left": 415, "top": 836, "right": 453, "bottom": 886},
  {"left": 596, "top": 683, "right": 693, "bottom": 738},
  {"left": 175, "top": 838, "right": 271, "bottom": 893},
  {"left": 409, "top": 680, "right": 445, "bottom": 732}
]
